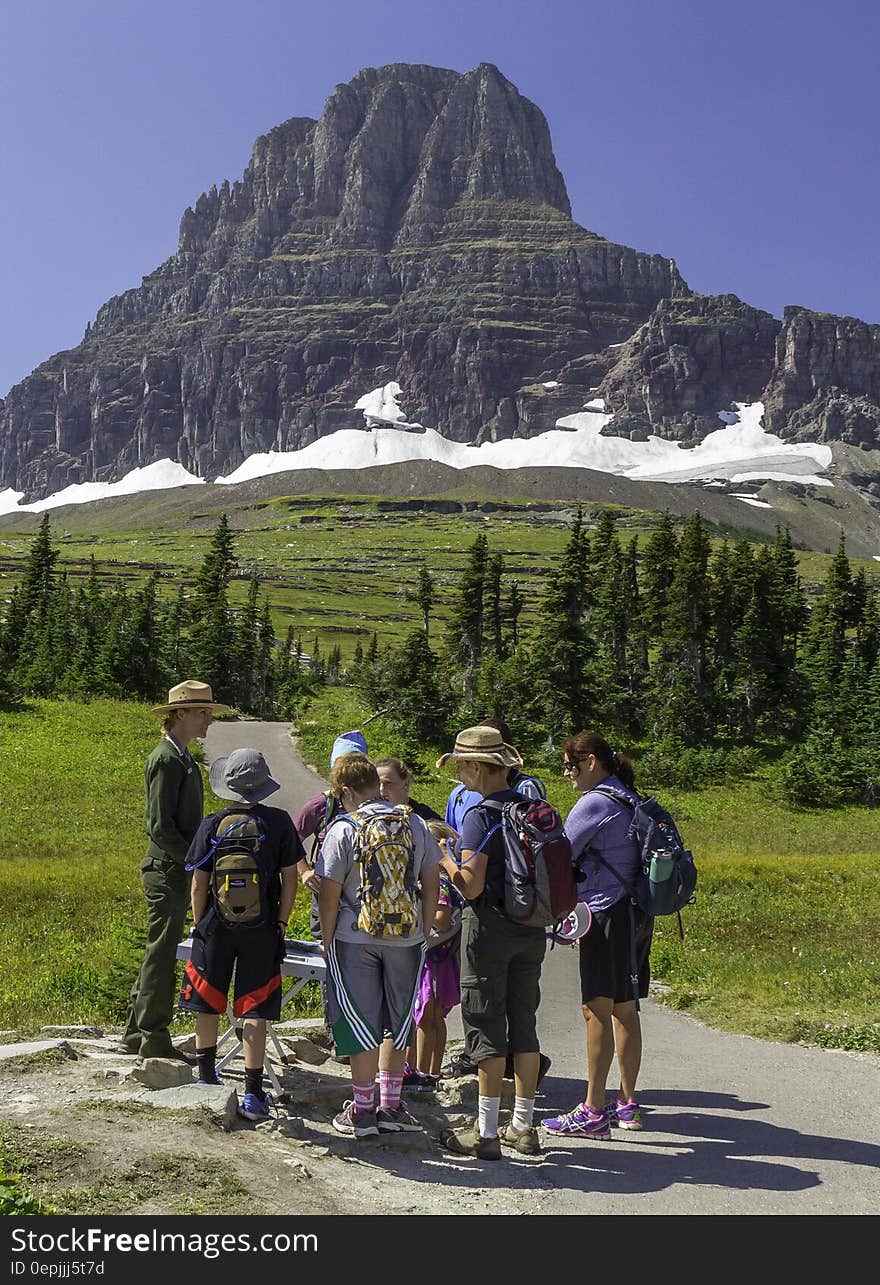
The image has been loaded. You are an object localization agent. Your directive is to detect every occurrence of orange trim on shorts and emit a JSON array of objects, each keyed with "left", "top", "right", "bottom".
[
  {"left": 183, "top": 959, "right": 227, "bottom": 1013},
  {"left": 233, "top": 972, "right": 281, "bottom": 1017}
]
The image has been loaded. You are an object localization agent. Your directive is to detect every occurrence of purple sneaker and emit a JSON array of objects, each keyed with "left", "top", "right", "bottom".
[
  {"left": 543, "top": 1103, "right": 611, "bottom": 1140},
  {"left": 612, "top": 1098, "right": 643, "bottom": 1131}
]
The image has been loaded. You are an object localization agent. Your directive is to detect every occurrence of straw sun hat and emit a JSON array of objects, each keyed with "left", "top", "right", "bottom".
[
  {"left": 436, "top": 725, "right": 523, "bottom": 770},
  {"left": 150, "top": 680, "right": 230, "bottom": 717}
]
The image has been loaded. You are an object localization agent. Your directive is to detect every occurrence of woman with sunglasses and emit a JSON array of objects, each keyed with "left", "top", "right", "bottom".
[{"left": 543, "top": 731, "right": 652, "bottom": 1141}]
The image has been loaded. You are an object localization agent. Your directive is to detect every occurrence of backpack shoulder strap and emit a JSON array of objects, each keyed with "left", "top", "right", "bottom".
[
  {"left": 592, "top": 784, "right": 637, "bottom": 811},
  {"left": 185, "top": 807, "right": 255, "bottom": 872}
]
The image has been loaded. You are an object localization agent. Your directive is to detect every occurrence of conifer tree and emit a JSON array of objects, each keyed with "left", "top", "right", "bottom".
[
  {"left": 257, "top": 599, "right": 275, "bottom": 715},
  {"left": 408, "top": 562, "right": 436, "bottom": 637},
  {"left": 506, "top": 580, "right": 524, "bottom": 652},
  {"left": 385, "top": 630, "right": 453, "bottom": 740},
  {"left": 189, "top": 518, "right": 236, "bottom": 702},
  {"left": 772, "top": 526, "right": 808, "bottom": 655},
  {"left": 639, "top": 511, "right": 678, "bottom": 648},
  {"left": 622, "top": 535, "right": 649, "bottom": 730},
  {"left": 232, "top": 571, "right": 261, "bottom": 711},
  {"left": 195, "top": 515, "right": 236, "bottom": 612},
  {"left": 652, "top": 512, "right": 713, "bottom": 743},
  {"left": 486, "top": 552, "right": 506, "bottom": 660},
  {"left": 447, "top": 532, "right": 488, "bottom": 688},
  {"left": 530, "top": 507, "right": 595, "bottom": 735}
]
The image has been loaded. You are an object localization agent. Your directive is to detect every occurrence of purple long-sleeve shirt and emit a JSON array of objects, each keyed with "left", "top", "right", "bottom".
[{"left": 565, "top": 775, "right": 641, "bottom": 912}]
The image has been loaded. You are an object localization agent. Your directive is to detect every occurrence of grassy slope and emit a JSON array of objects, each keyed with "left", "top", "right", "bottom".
[
  {"left": 297, "top": 688, "right": 880, "bottom": 1052},
  {"left": 0, "top": 700, "right": 313, "bottom": 1029},
  {"left": 2, "top": 499, "right": 879, "bottom": 667}
]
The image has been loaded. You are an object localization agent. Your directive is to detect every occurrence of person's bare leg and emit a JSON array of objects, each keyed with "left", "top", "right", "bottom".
[
  {"left": 377, "top": 1041, "right": 406, "bottom": 1076},
  {"left": 416, "top": 1013, "right": 435, "bottom": 1073},
  {"left": 612, "top": 1002, "right": 642, "bottom": 1102},
  {"left": 512, "top": 1050, "right": 540, "bottom": 1099},
  {"left": 241, "top": 1017, "right": 267, "bottom": 1070},
  {"left": 349, "top": 1047, "right": 381, "bottom": 1083},
  {"left": 477, "top": 1056, "right": 505, "bottom": 1101},
  {"left": 195, "top": 1012, "right": 219, "bottom": 1050},
  {"left": 431, "top": 1011, "right": 448, "bottom": 1077},
  {"left": 583, "top": 998, "right": 614, "bottom": 1111}
]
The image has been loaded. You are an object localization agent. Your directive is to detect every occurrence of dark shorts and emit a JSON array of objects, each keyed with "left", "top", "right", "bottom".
[
  {"left": 179, "top": 909, "right": 284, "bottom": 1020},
  {"left": 459, "top": 907, "right": 546, "bottom": 1063},
  {"left": 579, "top": 898, "right": 653, "bottom": 1005}
]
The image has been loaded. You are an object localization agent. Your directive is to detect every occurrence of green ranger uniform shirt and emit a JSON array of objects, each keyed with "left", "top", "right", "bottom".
[{"left": 144, "top": 736, "right": 204, "bottom": 864}]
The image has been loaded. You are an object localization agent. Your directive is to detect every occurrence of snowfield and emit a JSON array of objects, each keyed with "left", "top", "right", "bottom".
[{"left": 0, "top": 389, "right": 833, "bottom": 516}]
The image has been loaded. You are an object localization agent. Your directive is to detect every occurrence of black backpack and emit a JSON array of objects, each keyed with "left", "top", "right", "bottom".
[{"left": 591, "top": 785, "right": 697, "bottom": 931}]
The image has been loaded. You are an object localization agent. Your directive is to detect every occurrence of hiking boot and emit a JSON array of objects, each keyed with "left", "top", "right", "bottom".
[
  {"left": 239, "top": 1090, "right": 275, "bottom": 1122},
  {"left": 140, "top": 1045, "right": 198, "bottom": 1066},
  {"left": 332, "top": 1100, "right": 379, "bottom": 1138},
  {"left": 440, "top": 1052, "right": 478, "bottom": 1079},
  {"left": 499, "top": 1121, "right": 542, "bottom": 1155},
  {"left": 543, "top": 1103, "right": 611, "bottom": 1140},
  {"left": 110, "top": 1041, "right": 141, "bottom": 1056},
  {"left": 377, "top": 1104, "right": 423, "bottom": 1133},
  {"left": 612, "top": 1098, "right": 643, "bottom": 1131},
  {"left": 439, "top": 1119, "right": 501, "bottom": 1160}
]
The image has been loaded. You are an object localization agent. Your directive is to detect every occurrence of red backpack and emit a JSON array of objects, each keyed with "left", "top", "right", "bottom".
[{"left": 481, "top": 798, "right": 578, "bottom": 929}]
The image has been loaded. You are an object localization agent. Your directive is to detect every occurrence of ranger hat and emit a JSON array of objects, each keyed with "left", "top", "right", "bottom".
[
  {"left": 151, "top": 680, "right": 230, "bottom": 717},
  {"left": 436, "top": 725, "right": 523, "bottom": 770}
]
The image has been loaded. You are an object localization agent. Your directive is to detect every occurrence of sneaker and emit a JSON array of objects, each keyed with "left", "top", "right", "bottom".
[
  {"left": 239, "top": 1090, "right": 275, "bottom": 1122},
  {"left": 196, "top": 1074, "right": 223, "bottom": 1087},
  {"left": 612, "top": 1098, "right": 643, "bottom": 1131},
  {"left": 499, "top": 1121, "right": 542, "bottom": 1155},
  {"left": 439, "top": 1119, "right": 501, "bottom": 1160},
  {"left": 377, "top": 1104, "right": 423, "bottom": 1133},
  {"left": 332, "top": 1100, "right": 379, "bottom": 1138},
  {"left": 542, "top": 1103, "right": 611, "bottom": 1140},
  {"left": 440, "top": 1052, "right": 478, "bottom": 1079},
  {"left": 402, "top": 1068, "right": 437, "bottom": 1093}
]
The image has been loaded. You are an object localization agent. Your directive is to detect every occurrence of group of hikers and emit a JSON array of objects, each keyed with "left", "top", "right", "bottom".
[{"left": 119, "top": 678, "right": 654, "bottom": 1159}]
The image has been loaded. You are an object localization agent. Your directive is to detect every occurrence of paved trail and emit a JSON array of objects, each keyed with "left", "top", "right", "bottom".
[{"left": 205, "top": 720, "right": 880, "bottom": 1215}]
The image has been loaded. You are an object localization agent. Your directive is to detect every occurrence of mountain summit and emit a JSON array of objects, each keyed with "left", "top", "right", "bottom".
[
  {"left": 0, "top": 63, "right": 683, "bottom": 498},
  {"left": 2, "top": 62, "right": 879, "bottom": 502}
]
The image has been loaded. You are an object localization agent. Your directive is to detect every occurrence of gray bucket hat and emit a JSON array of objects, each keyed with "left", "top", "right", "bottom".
[{"left": 209, "top": 748, "right": 280, "bottom": 803}]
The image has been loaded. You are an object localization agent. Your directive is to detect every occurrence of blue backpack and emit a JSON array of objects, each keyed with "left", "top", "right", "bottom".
[{"left": 592, "top": 785, "right": 697, "bottom": 928}]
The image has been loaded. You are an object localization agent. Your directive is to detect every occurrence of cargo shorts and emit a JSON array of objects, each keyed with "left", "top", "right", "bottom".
[{"left": 459, "top": 905, "right": 546, "bottom": 1064}]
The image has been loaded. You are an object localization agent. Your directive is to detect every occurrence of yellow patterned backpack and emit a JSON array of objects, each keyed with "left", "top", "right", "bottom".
[{"left": 340, "top": 805, "right": 420, "bottom": 938}]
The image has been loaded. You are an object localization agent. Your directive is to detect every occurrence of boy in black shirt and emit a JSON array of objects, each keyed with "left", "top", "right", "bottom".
[{"left": 180, "top": 748, "right": 301, "bottom": 1120}]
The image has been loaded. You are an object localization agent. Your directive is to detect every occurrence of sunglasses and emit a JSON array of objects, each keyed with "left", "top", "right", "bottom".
[{"left": 562, "top": 761, "right": 581, "bottom": 775}]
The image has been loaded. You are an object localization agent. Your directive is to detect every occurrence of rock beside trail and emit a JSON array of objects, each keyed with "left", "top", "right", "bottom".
[
  {"left": 123, "top": 1058, "right": 193, "bottom": 1089},
  {"left": 0, "top": 1038, "right": 77, "bottom": 1062},
  {"left": 134, "top": 1082, "right": 239, "bottom": 1125}
]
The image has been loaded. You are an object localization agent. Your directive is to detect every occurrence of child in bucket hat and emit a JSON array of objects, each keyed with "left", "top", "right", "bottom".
[{"left": 180, "top": 748, "right": 303, "bottom": 1120}]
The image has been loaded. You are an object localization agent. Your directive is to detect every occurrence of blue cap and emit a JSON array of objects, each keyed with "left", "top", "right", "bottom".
[{"left": 329, "top": 729, "right": 368, "bottom": 767}]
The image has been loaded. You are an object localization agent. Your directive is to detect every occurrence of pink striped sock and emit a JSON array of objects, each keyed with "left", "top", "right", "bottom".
[
  {"left": 352, "top": 1080, "right": 375, "bottom": 1114},
  {"left": 379, "top": 1069, "right": 403, "bottom": 1110}
]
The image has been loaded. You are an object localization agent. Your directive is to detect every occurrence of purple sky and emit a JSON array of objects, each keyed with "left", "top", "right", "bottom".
[{"left": 1, "top": 0, "right": 878, "bottom": 398}]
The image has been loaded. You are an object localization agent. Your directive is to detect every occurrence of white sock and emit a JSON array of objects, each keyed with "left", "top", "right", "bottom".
[
  {"left": 512, "top": 1096, "right": 535, "bottom": 1130},
  {"left": 477, "top": 1095, "right": 500, "bottom": 1139}
]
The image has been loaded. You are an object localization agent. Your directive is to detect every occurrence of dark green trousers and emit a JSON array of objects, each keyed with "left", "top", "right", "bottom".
[{"left": 122, "top": 856, "right": 190, "bottom": 1056}]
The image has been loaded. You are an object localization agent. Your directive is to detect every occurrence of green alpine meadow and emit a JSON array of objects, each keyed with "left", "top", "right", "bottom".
[{"left": 0, "top": 499, "right": 878, "bottom": 1053}]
